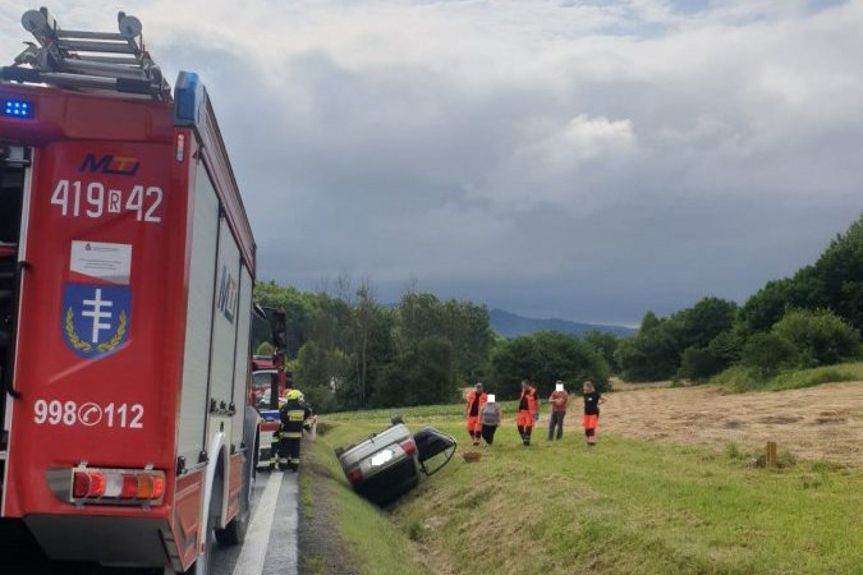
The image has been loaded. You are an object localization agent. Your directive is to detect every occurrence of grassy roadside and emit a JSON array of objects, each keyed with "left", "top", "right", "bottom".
[
  {"left": 324, "top": 400, "right": 520, "bottom": 422},
  {"left": 712, "top": 361, "right": 863, "bottom": 392},
  {"left": 303, "top": 433, "right": 430, "bottom": 575},
  {"left": 316, "top": 411, "right": 863, "bottom": 575}
]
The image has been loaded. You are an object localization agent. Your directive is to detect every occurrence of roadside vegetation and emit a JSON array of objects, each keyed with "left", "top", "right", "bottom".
[
  {"left": 711, "top": 361, "right": 863, "bottom": 393},
  {"left": 314, "top": 411, "right": 863, "bottom": 575},
  {"left": 301, "top": 432, "right": 429, "bottom": 575}
]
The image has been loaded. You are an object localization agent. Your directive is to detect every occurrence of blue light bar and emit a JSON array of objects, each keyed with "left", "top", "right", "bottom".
[
  {"left": 1, "top": 98, "right": 34, "bottom": 119},
  {"left": 173, "top": 71, "right": 204, "bottom": 126}
]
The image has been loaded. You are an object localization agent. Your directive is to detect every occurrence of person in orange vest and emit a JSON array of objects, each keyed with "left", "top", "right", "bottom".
[
  {"left": 582, "top": 380, "right": 606, "bottom": 447},
  {"left": 530, "top": 381, "right": 540, "bottom": 424},
  {"left": 516, "top": 379, "right": 538, "bottom": 446},
  {"left": 465, "top": 382, "right": 488, "bottom": 446}
]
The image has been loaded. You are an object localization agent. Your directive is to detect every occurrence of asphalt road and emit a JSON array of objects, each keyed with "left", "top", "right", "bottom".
[
  {"left": 215, "top": 469, "right": 299, "bottom": 575},
  {"left": 0, "top": 469, "right": 299, "bottom": 575}
]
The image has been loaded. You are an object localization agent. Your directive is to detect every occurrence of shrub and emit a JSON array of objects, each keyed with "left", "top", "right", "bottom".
[
  {"left": 772, "top": 308, "right": 862, "bottom": 367},
  {"left": 711, "top": 365, "right": 763, "bottom": 392},
  {"left": 740, "top": 333, "right": 800, "bottom": 379},
  {"left": 492, "top": 331, "right": 610, "bottom": 396},
  {"left": 767, "top": 365, "right": 857, "bottom": 391},
  {"left": 678, "top": 346, "right": 725, "bottom": 382},
  {"left": 615, "top": 328, "right": 679, "bottom": 382}
]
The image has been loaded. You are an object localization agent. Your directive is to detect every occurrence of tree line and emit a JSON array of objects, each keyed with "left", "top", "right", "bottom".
[
  {"left": 615, "top": 214, "right": 863, "bottom": 383},
  {"left": 254, "top": 279, "right": 614, "bottom": 412},
  {"left": 255, "top": 214, "right": 863, "bottom": 410}
]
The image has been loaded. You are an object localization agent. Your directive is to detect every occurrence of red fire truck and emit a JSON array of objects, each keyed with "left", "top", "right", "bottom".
[{"left": 1, "top": 9, "right": 260, "bottom": 573}]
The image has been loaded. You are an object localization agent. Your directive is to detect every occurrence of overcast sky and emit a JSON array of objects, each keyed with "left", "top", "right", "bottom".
[{"left": 2, "top": 1, "right": 861, "bottom": 325}]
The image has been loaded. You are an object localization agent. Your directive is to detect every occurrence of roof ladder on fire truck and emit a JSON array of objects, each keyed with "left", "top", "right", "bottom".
[{"left": 0, "top": 7, "right": 171, "bottom": 100}]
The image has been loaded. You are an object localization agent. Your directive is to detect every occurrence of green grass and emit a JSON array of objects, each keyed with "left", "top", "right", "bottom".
[
  {"left": 299, "top": 466, "right": 314, "bottom": 514},
  {"left": 306, "top": 433, "right": 430, "bottom": 575},
  {"left": 712, "top": 362, "right": 863, "bottom": 392},
  {"left": 325, "top": 400, "right": 520, "bottom": 422},
  {"left": 316, "top": 409, "right": 863, "bottom": 575}
]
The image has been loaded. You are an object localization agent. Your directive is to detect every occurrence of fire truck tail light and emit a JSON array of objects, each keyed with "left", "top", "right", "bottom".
[
  {"left": 136, "top": 475, "right": 153, "bottom": 499},
  {"left": 120, "top": 475, "right": 139, "bottom": 498},
  {"left": 68, "top": 468, "right": 167, "bottom": 505},
  {"left": 151, "top": 475, "right": 166, "bottom": 499},
  {"left": 73, "top": 471, "right": 92, "bottom": 498}
]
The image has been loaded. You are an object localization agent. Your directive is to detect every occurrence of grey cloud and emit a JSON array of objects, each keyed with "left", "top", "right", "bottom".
[{"left": 1, "top": 0, "right": 861, "bottom": 325}]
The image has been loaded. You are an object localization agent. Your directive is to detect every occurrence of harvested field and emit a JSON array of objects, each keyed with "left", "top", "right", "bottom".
[{"left": 575, "top": 381, "right": 863, "bottom": 465}]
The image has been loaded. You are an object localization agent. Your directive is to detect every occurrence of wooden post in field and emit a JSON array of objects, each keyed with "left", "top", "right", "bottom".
[{"left": 765, "top": 441, "right": 778, "bottom": 468}]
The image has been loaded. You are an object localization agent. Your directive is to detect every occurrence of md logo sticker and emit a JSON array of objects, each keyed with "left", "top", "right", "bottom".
[{"left": 62, "top": 283, "right": 131, "bottom": 359}]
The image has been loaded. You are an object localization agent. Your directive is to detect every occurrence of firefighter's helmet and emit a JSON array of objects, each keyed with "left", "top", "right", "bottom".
[{"left": 285, "top": 388, "right": 303, "bottom": 401}]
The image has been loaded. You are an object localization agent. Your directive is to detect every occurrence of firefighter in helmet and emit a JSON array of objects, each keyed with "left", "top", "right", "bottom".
[
  {"left": 268, "top": 392, "right": 288, "bottom": 471},
  {"left": 278, "top": 388, "right": 313, "bottom": 471}
]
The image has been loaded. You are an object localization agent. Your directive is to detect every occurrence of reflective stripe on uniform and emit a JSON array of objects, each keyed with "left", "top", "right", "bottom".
[{"left": 287, "top": 410, "right": 305, "bottom": 422}]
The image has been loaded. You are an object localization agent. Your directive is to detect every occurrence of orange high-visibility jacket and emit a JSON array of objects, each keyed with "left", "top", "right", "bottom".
[
  {"left": 518, "top": 388, "right": 538, "bottom": 414},
  {"left": 466, "top": 390, "right": 488, "bottom": 418}
]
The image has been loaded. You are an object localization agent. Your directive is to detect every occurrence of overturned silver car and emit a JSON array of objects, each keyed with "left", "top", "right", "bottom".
[{"left": 335, "top": 417, "right": 457, "bottom": 505}]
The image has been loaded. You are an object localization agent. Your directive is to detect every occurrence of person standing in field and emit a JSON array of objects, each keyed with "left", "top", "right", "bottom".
[
  {"left": 516, "top": 380, "right": 538, "bottom": 446},
  {"left": 479, "top": 393, "right": 501, "bottom": 446},
  {"left": 465, "top": 382, "right": 488, "bottom": 447},
  {"left": 582, "top": 381, "right": 605, "bottom": 447},
  {"left": 547, "top": 381, "right": 569, "bottom": 441}
]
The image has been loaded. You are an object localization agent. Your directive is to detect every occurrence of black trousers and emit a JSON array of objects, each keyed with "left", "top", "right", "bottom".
[
  {"left": 268, "top": 432, "right": 280, "bottom": 468},
  {"left": 279, "top": 435, "right": 301, "bottom": 469},
  {"left": 517, "top": 425, "right": 533, "bottom": 445},
  {"left": 481, "top": 424, "right": 497, "bottom": 445},
  {"left": 548, "top": 411, "right": 565, "bottom": 440}
]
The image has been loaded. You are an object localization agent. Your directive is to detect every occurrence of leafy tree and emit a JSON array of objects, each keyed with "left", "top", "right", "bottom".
[
  {"left": 678, "top": 346, "right": 725, "bottom": 382},
  {"left": 740, "top": 333, "right": 800, "bottom": 379},
  {"left": 258, "top": 279, "right": 494, "bottom": 411},
  {"left": 740, "top": 214, "right": 863, "bottom": 333},
  {"left": 615, "top": 326, "right": 679, "bottom": 382},
  {"left": 372, "top": 336, "right": 456, "bottom": 407},
  {"left": 670, "top": 297, "right": 737, "bottom": 351},
  {"left": 492, "top": 332, "right": 609, "bottom": 396},
  {"left": 584, "top": 331, "right": 622, "bottom": 373},
  {"left": 489, "top": 336, "right": 542, "bottom": 397},
  {"left": 254, "top": 281, "right": 315, "bottom": 358},
  {"left": 615, "top": 297, "right": 738, "bottom": 382},
  {"left": 639, "top": 311, "right": 662, "bottom": 334},
  {"left": 772, "top": 309, "right": 862, "bottom": 367}
]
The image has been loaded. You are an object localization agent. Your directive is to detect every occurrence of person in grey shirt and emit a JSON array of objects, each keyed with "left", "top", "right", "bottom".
[{"left": 479, "top": 394, "right": 501, "bottom": 446}]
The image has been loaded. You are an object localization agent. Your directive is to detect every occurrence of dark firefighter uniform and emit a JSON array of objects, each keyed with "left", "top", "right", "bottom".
[
  {"left": 277, "top": 389, "right": 313, "bottom": 471},
  {"left": 268, "top": 396, "right": 287, "bottom": 470}
]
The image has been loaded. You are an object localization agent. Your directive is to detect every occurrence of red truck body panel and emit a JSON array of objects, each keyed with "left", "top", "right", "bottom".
[{"left": 0, "top": 79, "right": 256, "bottom": 570}]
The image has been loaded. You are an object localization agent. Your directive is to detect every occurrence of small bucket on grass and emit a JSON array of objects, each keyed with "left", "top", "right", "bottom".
[{"left": 462, "top": 451, "right": 482, "bottom": 463}]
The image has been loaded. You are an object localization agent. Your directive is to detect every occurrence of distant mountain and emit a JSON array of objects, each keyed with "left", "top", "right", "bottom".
[{"left": 489, "top": 309, "right": 635, "bottom": 338}]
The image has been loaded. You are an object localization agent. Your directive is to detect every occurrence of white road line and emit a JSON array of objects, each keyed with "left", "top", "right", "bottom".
[
  {"left": 270, "top": 473, "right": 300, "bottom": 575},
  {"left": 231, "top": 472, "right": 284, "bottom": 575}
]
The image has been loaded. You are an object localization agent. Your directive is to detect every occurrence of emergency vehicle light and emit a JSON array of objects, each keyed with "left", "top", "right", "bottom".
[
  {"left": 1, "top": 98, "right": 33, "bottom": 119},
  {"left": 70, "top": 467, "right": 166, "bottom": 504}
]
